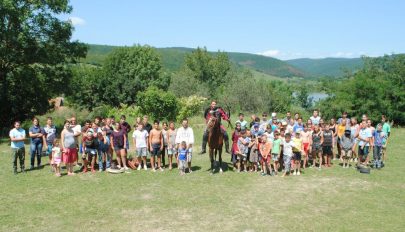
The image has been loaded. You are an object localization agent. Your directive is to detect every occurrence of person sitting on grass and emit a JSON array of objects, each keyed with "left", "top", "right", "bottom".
[
  {"left": 339, "top": 129, "right": 355, "bottom": 168},
  {"left": 292, "top": 131, "right": 303, "bottom": 176},
  {"left": 82, "top": 131, "right": 98, "bottom": 173},
  {"left": 281, "top": 133, "right": 300, "bottom": 177},
  {"left": 178, "top": 141, "right": 188, "bottom": 175},
  {"left": 236, "top": 129, "right": 250, "bottom": 172},
  {"left": 51, "top": 139, "right": 62, "bottom": 177},
  {"left": 260, "top": 135, "right": 272, "bottom": 176}
]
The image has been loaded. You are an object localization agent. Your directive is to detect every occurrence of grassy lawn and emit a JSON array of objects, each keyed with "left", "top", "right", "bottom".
[{"left": 1, "top": 123, "right": 404, "bottom": 231}]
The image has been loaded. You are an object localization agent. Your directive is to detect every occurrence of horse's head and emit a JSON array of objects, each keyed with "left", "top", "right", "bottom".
[{"left": 207, "top": 108, "right": 221, "bottom": 130}]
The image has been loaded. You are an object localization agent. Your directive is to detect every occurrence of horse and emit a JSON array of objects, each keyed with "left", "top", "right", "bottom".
[{"left": 207, "top": 108, "right": 224, "bottom": 174}]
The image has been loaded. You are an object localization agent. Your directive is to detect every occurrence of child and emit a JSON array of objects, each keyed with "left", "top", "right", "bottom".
[
  {"left": 292, "top": 131, "right": 303, "bottom": 175},
  {"left": 178, "top": 141, "right": 188, "bottom": 175},
  {"left": 51, "top": 139, "right": 62, "bottom": 177},
  {"left": 300, "top": 125, "right": 312, "bottom": 169},
  {"left": 83, "top": 131, "right": 98, "bottom": 173},
  {"left": 231, "top": 123, "right": 242, "bottom": 168},
  {"left": 322, "top": 124, "right": 334, "bottom": 167},
  {"left": 167, "top": 122, "right": 177, "bottom": 170},
  {"left": 133, "top": 123, "right": 149, "bottom": 171},
  {"left": 373, "top": 124, "right": 386, "bottom": 169},
  {"left": 97, "top": 132, "right": 109, "bottom": 172},
  {"left": 271, "top": 132, "right": 282, "bottom": 175},
  {"left": 248, "top": 134, "right": 258, "bottom": 172},
  {"left": 281, "top": 133, "right": 300, "bottom": 177},
  {"left": 310, "top": 125, "right": 323, "bottom": 170},
  {"left": 236, "top": 130, "right": 250, "bottom": 172},
  {"left": 340, "top": 130, "right": 355, "bottom": 168},
  {"left": 260, "top": 135, "right": 272, "bottom": 176}
]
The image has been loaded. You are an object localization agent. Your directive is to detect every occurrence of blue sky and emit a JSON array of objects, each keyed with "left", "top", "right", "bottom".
[{"left": 66, "top": 0, "right": 405, "bottom": 60}]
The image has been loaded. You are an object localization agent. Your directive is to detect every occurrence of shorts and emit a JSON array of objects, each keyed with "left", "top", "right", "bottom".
[
  {"left": 262, "top": 156, "right": 270, "bottom": 164},
  {"left": 312, "top": 145, "right": 322, "bottom": 153},
  {"left": 136, "top": 147, "right": 147, "bottom": 157},
  {"left": 303, "top": 143, "right": 309, "bottom": 153},
  {"left": 358, "top": 145, "right": 369, "bottom": 157},
  {"left": 85, "top": 148, "right": 97, "bottom": 159},
  {"left": 342, "top": 149, "right": 352, "bottom": 158},
  {"left": 114, "top": 145, "right": 124, "bottom": 151},
  {"left": 167, "top": 146, "right": 176, "bottom": 155},
  {"left": 179, "top": 159, "right": 187, "bottom": 171},
  {"left": 271, "top": 153, "right": 279, "bottom": 161},
  {"left": 45, "top": 143, "right": 53, "bottom": 156},
  {"left": 151, "top": 143, "right": 161, "bottom": 156},
  {"left": 237, "top": 153, "right": 247, "bottom": 161},
  {"left": 293, "top": 151, "right": 301, "bottom": 161},
  {"left": 322, "top": 146, "right": 333, "bottom": 156},
  {"left": 52, "top": 156, "right": 62, "bottom": 166}
]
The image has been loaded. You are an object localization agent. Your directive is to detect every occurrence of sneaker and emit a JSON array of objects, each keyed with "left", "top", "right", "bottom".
[
  {"left": 159, "top": 167, "right": 164, "bottom": 172},
  {"left": 318, "top": 167, "right": 322, "bottom": 171},
  {"left": 297, "top": 171, "right": 301, "bottom": 176},
  {"left": 117, "top": 165, "right": 121, "bottom": 169},
  {"left": 144, "top": 165, "right": 148, "bottom": 171},
  {"left": 293, "top": 171, "right": 297, "bottom": 176},
  {"left": 152, "top": 169, "right": 156, "bottom": 172},
  {"left": 120, "top": 167, "right": 124, "bottom": 171},
  {"left": 123, "top": 166, "right": 130, "bottom": 171},
  {"left": 137, "top": 165, "right": 141, "bottom": 171},
  {"left": 261, "top": 172, "right": 266, "bottom": 176}
]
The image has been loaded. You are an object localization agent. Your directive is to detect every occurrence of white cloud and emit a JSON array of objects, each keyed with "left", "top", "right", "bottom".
[
  {"left": 68, "top": 16, "right": 85, "bottom": 26},
  {"left": 332, "top": 52, "right": 354, "bottom": 58},
  {"left": 257, "top": 49, "right": 280, "bottom": 57}
]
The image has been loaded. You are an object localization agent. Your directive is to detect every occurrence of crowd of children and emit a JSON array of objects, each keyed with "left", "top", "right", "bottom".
[{"left": 231, "top": 111, "right": 391, "bottom": 177}]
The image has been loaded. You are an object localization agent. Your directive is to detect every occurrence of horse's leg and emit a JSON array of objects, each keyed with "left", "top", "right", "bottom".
[
  {"left": 219, "top": 147, "right": 223, "bottom": 173},
  {"left": 209, "top": 149, "right": 214, "bottom": 174}
]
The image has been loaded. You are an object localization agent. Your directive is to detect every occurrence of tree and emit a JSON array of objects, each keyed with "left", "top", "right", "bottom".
[
  {"left": 0, "top": 0, "right": 87, "bottom": 127},
  {"left": 184, "top": 47, "right": 231, "bottom": 97},
  {"left": 137, "top": 86, "right": 179, "bottom": 121},
  {"left": 100, "top": 45, "right": 168, "bottom": 106}
]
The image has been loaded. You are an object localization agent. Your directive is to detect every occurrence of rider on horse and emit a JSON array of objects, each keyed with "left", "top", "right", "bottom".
[{"left": 200, "top": 100, "right": 230, "bottom": 154}]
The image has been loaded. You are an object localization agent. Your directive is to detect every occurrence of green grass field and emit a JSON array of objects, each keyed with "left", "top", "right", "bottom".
[{"left": 1, "top": 125, "right": 404, "bottom": 231}]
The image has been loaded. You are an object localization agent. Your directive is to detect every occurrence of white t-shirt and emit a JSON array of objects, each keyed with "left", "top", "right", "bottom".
[
  {"left": 132, "top": 130, "right": 149, "bottom": 148},
  {"left": 175, "top": 126, "right": 194, "bottom": 146},
  {"left": 282, "top": 140, "right": 296, "bottom": 157},
  {"left": 71, "top": 124, "right": 81, "bottom": 143},
  {"left": 358, "top": 128, "right": 372, "bottom": 147},
  {"left": 310, "top": 116, "right": 321, "bottom": 125}
]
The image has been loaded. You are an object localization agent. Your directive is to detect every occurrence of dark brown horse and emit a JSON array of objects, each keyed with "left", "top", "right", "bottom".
[{"left": 207, "top": 108, "right": 224, "bottom": 174}]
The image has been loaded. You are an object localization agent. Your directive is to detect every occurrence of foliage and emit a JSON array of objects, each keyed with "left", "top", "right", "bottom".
[
  {"left": 177, "top": 95, "right": 207, "bottom": 121},
  {"left": 168, "top": 70, "right": 210, "bottom": 98},
  {"left": 183, "top": 47, "right": 231, "bottom": 97},
  {"left": 100, "top": 45, "right": 168, "bottom": 106},
  {"left": 106, "top": 104, "right": 141, "bottom": 120},
  {"left": 318, "top": 55, "right": 405, "bottom": 125},
  {"left": 0, "top": 0, "right": 87, "bottom": 128},
  {"left": 137, "top": 87, "right": 179, "bottom": 121}
]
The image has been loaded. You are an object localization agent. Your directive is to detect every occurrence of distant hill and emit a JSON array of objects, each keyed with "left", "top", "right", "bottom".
[
  {"left": 286, "top": 57, "right": 364, "bottom": 77},
  {"left": 83, "top": 44, "right": 305, "bottom": 77}
]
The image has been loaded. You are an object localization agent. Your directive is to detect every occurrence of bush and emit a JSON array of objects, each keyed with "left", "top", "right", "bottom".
[
  {"left": 137, "top": 87, "right": 179, "bottom": 121},
  {"left": 177, "top": 95, "right": 207, "bottom": 121}
]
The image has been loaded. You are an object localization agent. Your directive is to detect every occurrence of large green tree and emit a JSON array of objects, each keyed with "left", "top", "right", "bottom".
[
  {"left": 184, "top": 47, "right": 231, "bottom": 97},
  {"left": 0, "top": 0, "right": 87, "bottom": 127},
  {"left": 100, "top": 45, "right": 169, "bottom": 106}
]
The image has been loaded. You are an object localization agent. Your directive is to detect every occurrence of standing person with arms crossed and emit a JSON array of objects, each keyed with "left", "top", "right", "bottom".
[
  {"left": 28, "top": 117, "right": 46, "bottom": 170},
  {"left": 9, "top": 121, "right": 26, "bottom": 174}
]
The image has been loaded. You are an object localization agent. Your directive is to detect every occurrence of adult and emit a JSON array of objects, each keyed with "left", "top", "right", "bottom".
[
  {"left": 102, "top": 118, "right": 114, "bottom": 170},
  {"left": 283, "top": 111, "right": 292, "bottom": 123},
  {"left": 357, "top": 121, "right": 372, "bottom": 166},
  {"left": 44, "top": 117, "right": 57, "bottom": 170},
  {"left": 9, "top": 121, "right": 26, "bottom": 174},
  {"left": 175, "top": 118, "right": 195, "bottom": 173},
  {"left": 29, "top": 117, "right": 46, "bottom": 170},
  {"left": 259, "top": 112, "right": 269, "bottom": 131},
  {"left": 133, "top": 122, "right": 149, "bottom": 170},
  {"left": 119, "top": 115, "right": 131, "bottom": 152},
  {"left": 337, "top": 112, "right": 350, "bottom": 128},
  {"left": 235, "top": 113, "right": 248, "bottom": 130},
  {"left": 142, "top": 115, "right": 152, "bottom": 133},
  {"left": 111, "top": 122, "right": 128, "bottom": 170},
  {"left": 61, "top": 120, "right": 78, "bottom": 175},
  {"left": 70, "top": 116, "right": 82, "bottom": 166},
  {"left": 200, "top": 101, "right": 231, "bottom": 154},
  {"left": 310, "top": 110, "right": 321, "bottom": 126},
  {"left": 293, "top": 118, "right": 304, "bottom": 133}
]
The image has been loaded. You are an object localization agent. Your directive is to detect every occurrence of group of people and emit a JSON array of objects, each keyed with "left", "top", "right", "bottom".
[
  {"left": 228, "top": 110, "right": 391, "bottom": 177},
  {"left": 8, "top": 101, "right": 391, "bottom": 177},
  {"left": 9, "top": 115, "right": 195, "bottom": 176}
]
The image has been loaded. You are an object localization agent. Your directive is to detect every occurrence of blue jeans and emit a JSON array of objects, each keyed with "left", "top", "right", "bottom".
[
  {"left": 373, "top": 146, "right": 382, "bottom": 168},
  {"left": 30, "top": 142, "right": 43, "bottom": 167},
  {"left": 98, "top": 144, "right": 111, "bottom": 169}
]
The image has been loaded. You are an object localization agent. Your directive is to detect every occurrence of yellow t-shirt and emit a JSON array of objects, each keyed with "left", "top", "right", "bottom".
[
  {"left": 292, "top": 137, "right": 302, "bottom": 152},
  {"left": 337, "top": 124, "right": 346, "bottom": 137}
]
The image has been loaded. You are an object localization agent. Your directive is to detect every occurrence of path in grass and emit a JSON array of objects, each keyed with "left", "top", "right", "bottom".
[{"left": 1, "top": 129, "right": 404, "bottom": 231}]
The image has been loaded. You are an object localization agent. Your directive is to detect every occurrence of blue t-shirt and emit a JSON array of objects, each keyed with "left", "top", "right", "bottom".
[
  {"left": 293, "top": 124, "right": 304, "bottom": 133},
  {"left": 9, "top": 128, "right": 26, "bottom": 148},
  {"left": 373, "top": 130, "right": 385, "bottom": 147},
  {"left": 29, "top": 126, "right": 44, "bottom": 144},
  {"left": 178, "top": 148, "right": 188, "bottom": 161}
]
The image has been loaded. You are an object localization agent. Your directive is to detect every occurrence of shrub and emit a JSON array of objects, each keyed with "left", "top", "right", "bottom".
[
  {"left": 177, "top": 95, "right": 207, "bottom": 121},
  {"left": 137, "top": 87, "right": 179, "bottom": 121}
]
